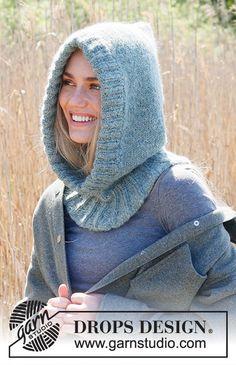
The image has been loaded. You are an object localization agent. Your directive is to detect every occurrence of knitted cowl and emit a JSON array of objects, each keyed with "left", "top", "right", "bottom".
[{"left": 41, "top": 22, "right": 190, "bottom": 231}]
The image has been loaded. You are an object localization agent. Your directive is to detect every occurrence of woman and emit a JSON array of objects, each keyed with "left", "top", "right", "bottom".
[{"left": 25, "top": 22, "right": 236, "bottom": 334}]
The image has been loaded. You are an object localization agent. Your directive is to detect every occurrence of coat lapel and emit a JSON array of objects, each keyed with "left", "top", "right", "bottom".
[
  {"left": 51, "top": 179, "right": 73, "bottom": 296},
  {"left": 86, "top": 206, "right": 236, "bottom": 293}
]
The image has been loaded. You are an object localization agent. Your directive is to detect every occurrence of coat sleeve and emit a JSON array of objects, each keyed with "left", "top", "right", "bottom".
[
  {"left": 23, "top": 183, "right": 61, "bottom": 303},
  {"left": 190, "top": 227, "right": 236, "bottom": 312},
  {"left": 24, "top": 206, "right": 56, "bottom": 303},
  {"left": 24, "top": 243, "right": 55, "bottom": 304}
]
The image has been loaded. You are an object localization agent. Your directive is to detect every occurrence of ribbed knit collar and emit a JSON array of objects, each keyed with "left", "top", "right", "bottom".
[{"left": 40, "top": 22, "right": 190, "bottom": 231}]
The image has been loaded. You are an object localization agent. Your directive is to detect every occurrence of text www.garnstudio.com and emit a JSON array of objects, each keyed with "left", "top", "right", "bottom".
[{"left": 74, "top": 337, "right": 206, "bottom": 351}]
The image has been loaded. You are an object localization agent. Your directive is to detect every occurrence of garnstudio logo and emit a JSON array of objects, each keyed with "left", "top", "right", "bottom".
[{"left": 9, "top": 300, "right": 60, "bottom": 352}]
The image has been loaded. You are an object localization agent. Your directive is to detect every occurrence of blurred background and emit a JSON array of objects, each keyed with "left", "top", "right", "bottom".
[{"left": 0, "top": 0, "right": 236, "bottom": 334}]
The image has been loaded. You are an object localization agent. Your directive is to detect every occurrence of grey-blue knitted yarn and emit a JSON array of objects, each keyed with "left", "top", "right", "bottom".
[{"left": 40, "top": 22, "right": 190, "bottom": 231}]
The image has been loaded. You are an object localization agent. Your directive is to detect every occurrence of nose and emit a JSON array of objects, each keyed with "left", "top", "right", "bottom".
[{"left": 69, "top": 86, "right": 88, "bottom": 108}]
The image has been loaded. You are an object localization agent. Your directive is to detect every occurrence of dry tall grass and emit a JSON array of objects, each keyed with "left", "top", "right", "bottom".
[{"left": 0, "top": 0, "right": 236, "bottom": 334}]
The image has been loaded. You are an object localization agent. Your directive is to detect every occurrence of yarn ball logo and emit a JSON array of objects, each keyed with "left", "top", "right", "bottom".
[{"left": 9, "top": 300, "right": 60, "bottom": 352}]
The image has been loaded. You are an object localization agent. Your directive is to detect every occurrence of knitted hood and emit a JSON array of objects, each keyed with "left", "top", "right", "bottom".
[{"left": 41, "top": 22, "right": 189, "bottom": 231}]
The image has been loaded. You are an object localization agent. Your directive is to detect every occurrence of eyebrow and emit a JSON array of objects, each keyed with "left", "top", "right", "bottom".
[{"left": 62, "top": 71, "right": 99, "bottom": 81}]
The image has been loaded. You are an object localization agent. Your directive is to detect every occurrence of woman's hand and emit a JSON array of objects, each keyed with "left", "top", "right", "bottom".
[
  {"left": 45, "top": 284, "right": 104, "bottom": 335},
  {"left": 60, "top": 291, "right": 104, "bottom": 335},
  {"left": 42, "top": 284, "right": 72, "bottom": 325},
  {"left": 47, "top": 283, "right": 71, "bottom": 308}
]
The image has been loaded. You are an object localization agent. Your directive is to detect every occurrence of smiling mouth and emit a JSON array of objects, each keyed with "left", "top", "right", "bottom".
[{"left": 71, "top": 114, "right": 97, "bottom": 123}]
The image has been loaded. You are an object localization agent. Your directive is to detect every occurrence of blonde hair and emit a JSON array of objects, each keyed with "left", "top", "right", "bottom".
[
  {"left": 54, "top": 49, "right": 101, "bottom": 176},
  {"left": 54, "top": 102, "right": 100, "bottom": 176}
]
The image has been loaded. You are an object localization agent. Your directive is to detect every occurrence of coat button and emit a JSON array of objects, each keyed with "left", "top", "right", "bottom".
[
  {"left": 56, "top": 235, "right": 61, "bottom": 243},
  {"left": 194, "top": 220, "right": 200, "bottom": 226}
]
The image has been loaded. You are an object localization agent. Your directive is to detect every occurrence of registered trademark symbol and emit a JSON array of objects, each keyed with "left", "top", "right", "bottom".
[{"left": 208, "top": 329, "right": 213, "bottom": 334}]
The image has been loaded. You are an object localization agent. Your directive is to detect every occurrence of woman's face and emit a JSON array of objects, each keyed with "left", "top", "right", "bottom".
[{"left": 59, "top": 51, "right": 101, "bottom": 144}]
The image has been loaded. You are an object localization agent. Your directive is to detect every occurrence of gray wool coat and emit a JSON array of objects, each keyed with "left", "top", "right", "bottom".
[{"left": 24, "top": 179, "right": 236, "bottom": 317}]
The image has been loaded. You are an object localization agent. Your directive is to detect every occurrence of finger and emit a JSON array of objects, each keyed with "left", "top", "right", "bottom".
[
  {"left": 71, "top": 292, "right": 86, "bottom": 304},
  {"left": 58, "top": 283, "right": 69, "bottom": 298},
  {"left": 47, "top": 296, "right": 71, "bottom": 308}
]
